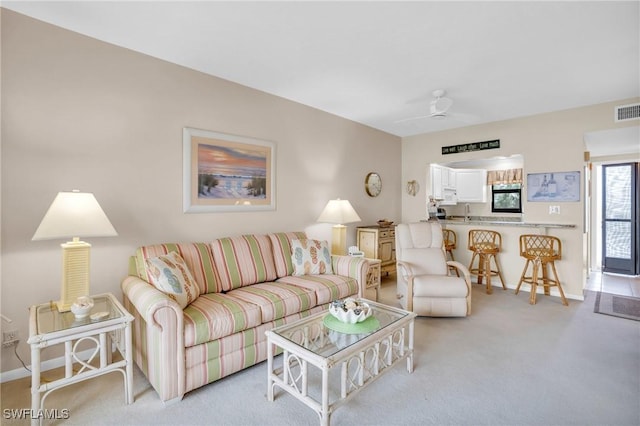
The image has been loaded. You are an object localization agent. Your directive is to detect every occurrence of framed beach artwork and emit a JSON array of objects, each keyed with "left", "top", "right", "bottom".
[{"left": 183, "top": 127, "right": 276, "bottom": 213}]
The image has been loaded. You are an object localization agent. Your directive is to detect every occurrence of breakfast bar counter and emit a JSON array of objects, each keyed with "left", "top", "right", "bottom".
[
  {"left": 424, "top": 217, "right": 582, "bottom": 302},
  {"left": 432, "top": 216, "right": 577, "bottom": 230}
]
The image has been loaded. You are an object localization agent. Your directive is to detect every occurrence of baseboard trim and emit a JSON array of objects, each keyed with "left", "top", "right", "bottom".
[
  {"left": 0, "top": 348, "right": 95, "bottom": 384},
  {"left": 482, "top": 282, "right": 585, "bottom": 302}
]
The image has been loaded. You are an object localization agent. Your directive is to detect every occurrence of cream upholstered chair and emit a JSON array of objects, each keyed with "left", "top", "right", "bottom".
[{"left": 395, "top": 222, "right": 472, "bottom": 317}]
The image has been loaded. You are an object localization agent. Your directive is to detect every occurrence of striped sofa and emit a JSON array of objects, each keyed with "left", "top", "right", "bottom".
[{"left": 121, "top": 231, "right": 368, "bottom": 403}]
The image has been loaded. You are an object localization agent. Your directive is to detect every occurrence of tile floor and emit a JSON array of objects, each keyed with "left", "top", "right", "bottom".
[{"left": 584, "top": 271, "right": 640, "bottom": 297}]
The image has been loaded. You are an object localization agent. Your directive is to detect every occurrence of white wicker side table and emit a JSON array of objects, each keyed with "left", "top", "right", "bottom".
[
  {"left": 27, "top": 293, "right": 134, "bottom": 426},
  {"left": 363, "top": 258, "right": 382, "bottom": 301}
]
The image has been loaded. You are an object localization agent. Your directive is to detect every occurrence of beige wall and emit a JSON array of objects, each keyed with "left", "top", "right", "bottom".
[
  {"left": 401, "top": 99, "right": 639, "bottom": 301},
  {"left": 2, "top": 8, "right": 638, "bottom": 376},
  {"left": 0, "top": 10, "right": 401, "bottom": 373}
]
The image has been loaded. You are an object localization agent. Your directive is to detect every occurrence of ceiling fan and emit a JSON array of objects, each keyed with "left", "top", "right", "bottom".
[
  {"left": 395, "top": 89, "right": 456, "bottom": 123},
  {"left": 429, "top": 89, "right": 454, "bottom": 119}
]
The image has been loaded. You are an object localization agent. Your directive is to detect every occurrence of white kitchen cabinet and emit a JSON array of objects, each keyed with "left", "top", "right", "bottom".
[
  {"left": 430, "top": 164, "right": 457, "bottom": 205},
  {"left": 431, "top": 164, "right": 443, "bottom": 200},
  {"left": 456, "top": 169, "right": 487, "bottom": 203},
  {"left": 445, "top": 167, "right": 456, "bottom": 189}
]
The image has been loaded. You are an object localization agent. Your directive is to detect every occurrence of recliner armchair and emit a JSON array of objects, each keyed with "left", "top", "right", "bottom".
[{"left": 395, "top": 222, "right": 472, "bottom": 317}]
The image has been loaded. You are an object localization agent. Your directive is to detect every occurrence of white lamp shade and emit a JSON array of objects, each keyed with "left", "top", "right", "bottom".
[
  {"left": 317, "top": 199, "right": 361, "bottom": 225},
  {"left": 32, "top": 191, "right": 118, "bottom": 240}
]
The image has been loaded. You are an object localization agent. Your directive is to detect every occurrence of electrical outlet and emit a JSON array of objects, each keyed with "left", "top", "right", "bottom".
[
  {"left": 549, "top": 205, "right": 560, "bottom": 214},
  {"left": 2, "top": 330, "right": 19, "bottom": 348}
]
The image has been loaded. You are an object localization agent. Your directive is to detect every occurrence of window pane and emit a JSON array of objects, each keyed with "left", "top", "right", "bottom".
[
  {"left": 605, "top": 165, "right": 631, "bottom": 220},
  {"left": 494, "top": 192, "right": 521, "bottom": 209},
  {"left": 492, "top": 184, "right": 522, "bottom": 213},
  {"left": 494, "top": 183, "right": 521, "bottom": 190},
  {"left": 606, "top": 221, "right": 631, "bottom": 259}
]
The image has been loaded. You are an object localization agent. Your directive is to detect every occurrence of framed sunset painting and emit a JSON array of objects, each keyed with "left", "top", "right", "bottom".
[{"left": 183, "top": 127, "right": 276, "bottom": 213}]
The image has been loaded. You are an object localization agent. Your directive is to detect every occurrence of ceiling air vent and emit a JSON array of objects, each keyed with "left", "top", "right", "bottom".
[{"left": 615, "top": 103, "right": 640, "bottom": 122}]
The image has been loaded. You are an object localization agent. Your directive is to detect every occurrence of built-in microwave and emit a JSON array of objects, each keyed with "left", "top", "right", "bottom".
[{"left": 439, "top": 188, "right": 457, "bottom": 205}]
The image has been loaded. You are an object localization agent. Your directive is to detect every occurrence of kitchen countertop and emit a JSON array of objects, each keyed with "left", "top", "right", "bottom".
[{"left": 424, "top": 216, "right": 576, "bottom": 229}]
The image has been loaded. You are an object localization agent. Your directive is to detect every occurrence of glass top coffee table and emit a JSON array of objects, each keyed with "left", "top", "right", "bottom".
[{"left": 266, "top": 299, "right": 416, "bottom": 426}]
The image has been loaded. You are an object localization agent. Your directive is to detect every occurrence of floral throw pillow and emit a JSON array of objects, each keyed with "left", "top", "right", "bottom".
[
  {"left": 145, "top": 251, "right": 199, "bottom": 309},
  {"left": 291, "top": 239, "right": 333, "bottom": 275}
]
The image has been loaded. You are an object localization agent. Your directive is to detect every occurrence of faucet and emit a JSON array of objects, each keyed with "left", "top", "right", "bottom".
[{"left": 465, "top": 203, "right": 470, "bottom": 222}]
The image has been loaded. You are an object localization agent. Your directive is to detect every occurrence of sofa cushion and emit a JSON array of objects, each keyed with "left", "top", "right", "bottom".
[
  {"left": 145, "top": 252, "right": 200, "bottom": 309},
  {"left": 268, "top": 231, "right": 308, "bottom": 278},
  {"left": 210, "top": 234, "right": 277, "bottom": 292},
  {"left": 135, "top": 243, "right": 217, "bottom": 294},
  {"left": 184, "top": 306, "right": 327, "bottom": 388},
  {"left": 184, "top": 293, "right": 263, "bottom": 347},
  {"left": 291, "top": 239, "right": 333, "bottom": 275},
  {"left": 276, "top": 274, "right": 359, "bottom": 305},
  {"left": 227, "top": 282, "right": 318, "bottom": 323}
]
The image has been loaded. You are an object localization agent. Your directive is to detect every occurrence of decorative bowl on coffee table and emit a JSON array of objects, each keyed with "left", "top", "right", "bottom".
[{"left": 329, "top": 298, "right": 372, "bottom": 324}]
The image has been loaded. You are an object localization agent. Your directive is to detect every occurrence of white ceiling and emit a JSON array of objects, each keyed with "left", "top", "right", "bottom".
[{"left": 3, "top": 1, "right": 640, "bottom": 141}]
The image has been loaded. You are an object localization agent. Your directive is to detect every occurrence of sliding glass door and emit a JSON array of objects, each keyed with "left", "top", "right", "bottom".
[{"left": 602, "top": 163, "right": 639, "bottom": 275}]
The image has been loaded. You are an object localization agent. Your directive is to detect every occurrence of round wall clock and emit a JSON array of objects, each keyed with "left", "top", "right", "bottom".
[{"left": 365, "top": 172, "right": 382, "bottom": 197}]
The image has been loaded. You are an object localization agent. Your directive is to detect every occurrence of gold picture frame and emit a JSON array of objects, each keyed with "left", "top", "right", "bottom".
[{"left": 183, "top": 127, "right": 276, "bottom": 213}]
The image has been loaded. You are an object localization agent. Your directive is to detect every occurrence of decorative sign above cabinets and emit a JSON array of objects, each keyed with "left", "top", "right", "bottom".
[{"left": 442, "top": 139, "right": 500, "bottom": 155}]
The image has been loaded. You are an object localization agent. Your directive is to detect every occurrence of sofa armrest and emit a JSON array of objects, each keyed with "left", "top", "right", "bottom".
[
  {"left": 331, "top": 255, "right": 369, "bottom": 298},
  {"left": 121, "top": 276, "right": 185, "bottom": 403}
]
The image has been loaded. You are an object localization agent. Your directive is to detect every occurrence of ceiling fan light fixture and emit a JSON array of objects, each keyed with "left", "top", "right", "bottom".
[
  {"left": 434, "top": 96, "right": 453, "bottom": 111},
  {"left": 430, "top": 89, "right": 453, "bottom": 118}
]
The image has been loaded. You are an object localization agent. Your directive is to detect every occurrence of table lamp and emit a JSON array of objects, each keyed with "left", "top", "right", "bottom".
[
  {"left": 317, "top": 199, "right": 361, "bottom": 255},
  {"left": 32, "top": 190, "right": 118, "bottom": 312}
]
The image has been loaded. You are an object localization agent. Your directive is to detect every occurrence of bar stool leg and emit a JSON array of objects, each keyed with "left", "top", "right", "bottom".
[
  {"left": 515, "top": 259, "right": 530, "bottom": 295},
  {"left": 529, "top": 258, "right": 541, "bottom": 305},
  {"left": 550, "top": 260, "right": 569, "bottom": 306},
  {"left": 542, "top": 262, "right": 551, "bottom": 296},
  {"left": 491, "top": 253, "right": 507, "bottom": 290},
  {"left": 468, "top": 252, "right": 478, "bottom": 282},
  {"left": 477, "top": 253, "right": 485, "bottom": 286},
  {"left": 448, "top": 249, "right": 460, "bottom": 277},
  {"left": 483, "top": 254, "right": 492, "bottom": 294}
]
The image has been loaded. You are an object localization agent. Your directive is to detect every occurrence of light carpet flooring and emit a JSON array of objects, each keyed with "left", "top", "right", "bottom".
[{"left": 2, "top": 280, "right": 639, "bottom": 426}]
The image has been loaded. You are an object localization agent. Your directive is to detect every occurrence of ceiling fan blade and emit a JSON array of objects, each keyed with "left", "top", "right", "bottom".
[
  {"left": 394, "top": 115, "right": 431, "bottom": 124},
  {"left": 449, "top": 112, "right": 480, "bottom": 123}
]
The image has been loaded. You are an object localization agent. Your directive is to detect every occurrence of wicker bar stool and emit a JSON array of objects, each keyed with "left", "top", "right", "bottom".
[
  {"left": 442, "top": 228, "right": 460, "bottom": 277},
  {"left": 515, "top": 234, "right": 568, "bottom": 306},
  {"left": 467, "top": 229, "right": 506, "bottom": 294}
]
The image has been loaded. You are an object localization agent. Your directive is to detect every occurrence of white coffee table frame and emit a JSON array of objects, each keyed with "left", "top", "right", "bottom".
[
  {"left": 266, "top": 300, "right": 416, "bottom": 426},
  {"left": 27, "top": 293, "right": 134, "bottom": 426}
]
